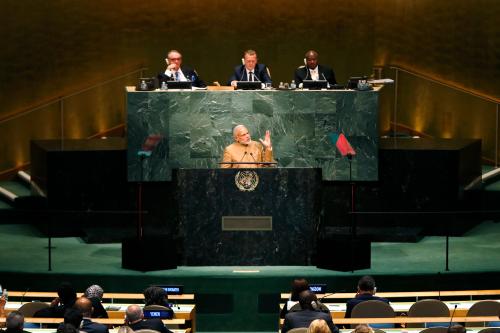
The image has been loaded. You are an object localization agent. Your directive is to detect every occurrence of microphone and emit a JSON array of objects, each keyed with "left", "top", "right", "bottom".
[
  {"left": 239, "top": 151, "right": 247, "bottom": 162},
  {"left": 304, "top": 67, "right": 310, "bottom": 81},
  {"left": 249, "top": 152, "right": 257, "bottom": 162},
  {"left": 447, "top": 304, "right": 458, "bottom": 332},
  {"left": 318, "top": 292, "right": 337, "bottom": 302},
  {"left": 437, "top": 272, "right": 441, "bottom": 300},
  {"left": 321, "top": 73, "right": 330, "bottom": 88},
  {"left": 20, "top": 288, "right": 30, "bottom": 305},
  {"left": 239, "top": 66, "right": 246, "bottom": 81}
]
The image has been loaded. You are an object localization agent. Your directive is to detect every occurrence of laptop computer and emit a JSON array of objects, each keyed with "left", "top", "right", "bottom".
[
  {"left": 236, "top": 81, "right": 262, "bottom": 90},
  {"left": 302, "top": 80, "right": 328, "bottom": 90}
]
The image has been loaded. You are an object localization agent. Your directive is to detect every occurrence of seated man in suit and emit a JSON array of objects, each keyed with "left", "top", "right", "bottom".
[
  {"left": 294, "top": 50, "right": 337, "bottom": 87},
  {"left": 345, "top": 275, "right": 390, "bottom": 318},
  {"left": 1, "top": 311, "right": 31, "bottom": 333},
  {"left": 228, "top": 49, "right": 272, "bottom": 87},
  {"left": 282, "top": 290, "right": 339, "bottom": 333},
  {"left": 221, "top": 125, "right": 273, "bottom": 168},
  {"left": 125, "top": 305, "right": 173, "bottom": 333},
  {"left": 157, "top": 49, "right": 206, "bottom": 88},
  {"left": 34, "top": 282, "right": 77, "bottom": 318},
  {"left": 74, "top": 297, "right": 109, "bottom": 333}
]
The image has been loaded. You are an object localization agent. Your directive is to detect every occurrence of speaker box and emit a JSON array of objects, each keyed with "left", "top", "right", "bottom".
[
  {"left": 315, "top": 237, "right": 371, "bottom": 271},
  {"left": 122, "top": 236, "right": 177, "bottom": 271}
]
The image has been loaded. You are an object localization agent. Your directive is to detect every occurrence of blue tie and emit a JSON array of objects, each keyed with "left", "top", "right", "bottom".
[{"left": 175, "top": 71, "right": 180, "bottom": 81}]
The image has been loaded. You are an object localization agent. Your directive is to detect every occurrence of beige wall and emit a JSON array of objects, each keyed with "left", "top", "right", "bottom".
[{"left": 1, "top": 0, "right": 499, "bottom": 174}]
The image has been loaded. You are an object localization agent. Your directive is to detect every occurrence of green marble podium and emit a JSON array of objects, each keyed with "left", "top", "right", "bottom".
[{"left": 126, "top": 87, "right": 379, "bottom": 181}]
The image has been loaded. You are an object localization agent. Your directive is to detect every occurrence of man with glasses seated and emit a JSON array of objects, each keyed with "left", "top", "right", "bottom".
[{"left": 157, "top": 49, "right": 206, "bottom": 88}]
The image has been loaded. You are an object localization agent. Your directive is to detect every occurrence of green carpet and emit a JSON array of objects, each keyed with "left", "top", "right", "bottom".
[{"left": 1, "top": 221, "right": 500, "bottom": 331}]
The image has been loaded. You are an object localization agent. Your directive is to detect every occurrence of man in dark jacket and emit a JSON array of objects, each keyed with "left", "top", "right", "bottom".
[
  {"left": 125, "top": 305, "right": 173, "bottom": 333},
  {"left": 345, "top": 275, "right": 390, "bottom": 318},
  {"left": 282, "top": 290, "right": 339, "bottom": 333}
]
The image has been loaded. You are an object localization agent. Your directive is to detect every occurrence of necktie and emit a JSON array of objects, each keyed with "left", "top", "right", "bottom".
[
  {"left": 175, "top": 71, "right": 180, "bottom": 81},
  {"left": 249, "top": 72, "right": 254, "bottom": 82}
]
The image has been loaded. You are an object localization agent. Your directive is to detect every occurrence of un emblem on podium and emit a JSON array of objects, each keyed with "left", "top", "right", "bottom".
[{"left": 235, "top": 171, "right": 259, "bottom": 191}]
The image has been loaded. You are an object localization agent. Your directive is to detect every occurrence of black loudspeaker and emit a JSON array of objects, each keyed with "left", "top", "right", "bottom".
[
  {"left": 315, "top": 238, "right": 371, "bottom": 271},
  {"left": 122, "top": 236, "right": 177, "bottom": 271}
]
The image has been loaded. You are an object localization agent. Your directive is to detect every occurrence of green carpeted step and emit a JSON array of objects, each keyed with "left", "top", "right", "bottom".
[{"left": 0, "top": 180, "right": 31, "bottom": 197}]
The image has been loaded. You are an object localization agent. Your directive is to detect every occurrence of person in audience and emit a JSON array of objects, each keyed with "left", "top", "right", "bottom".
[
  {"left": 0, "top": 295, "right": 6, "bottom": 322},
  {"left": 282, "top": 290, "right": 339, "bottom": 333},
  {"left": 84, "top": 285, "right": 108, "bottom": 318},
  {"left": 280, "top": 279, "right": 330, "bottom": 318},
  {"left": 353, "top": 324, "right": 374, "bottom": 333},
  {"left": 125, "top": 305, "right": 172, "bottom": 333},
  {"left": 345, "top": 276, "right": 389, "bottom": 318},
  {"left": 34, "top": 282, "right": 77, "bottom": 318},
  {"left": 308, "top": 319, "right": 332, "bottom": 333},
  {"left": 62, "top": 308, "right": 83, "bottom": 330},
  {"left": 1, "top": 311, "right": 30, "bottom": 333},
  {"left": 221, "top": 125, "right": 274, "bottom": 168},
  {"left": 157, "top": 50, "right": 206, "bottom": 88},
  {"left": 73, "top": 297, "right": 108, "bottom": 333},
  {"left": 143, "top": 286, "right": 174, "bottom": 317},
  {"left": 448, "top": 325, "right": 467, "bottom": 333},
  {"left": 294, "top": 50, "right": 337, "bottom": 87},
  {"left": 228, "top": 49, "right": 272, "bottom": 87},
  {"left": 56, "top": 323, "right": 78, "bottom": 333},
  {"left": 280, "top": 278, "right": 310, "bottom": 318}
]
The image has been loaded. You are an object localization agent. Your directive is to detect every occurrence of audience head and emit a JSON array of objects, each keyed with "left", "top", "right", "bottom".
[
  {"left": 308, "top": 319, "right": 331, "bottom": 333},
  {"left": 357, "top": 275, "right": 376, "bottom": 294},
  {"left": 57, "top": 282, "right": 77, "bottom": 306},
  {"left": 143, "top": 286, "right": 169, "bottom": 307},
  {"left": 117, "top": 326, "right": 135, "bottom": 333},
  {"left": 6, "top": 311, "right": 24, "bottom": 330},
  {"left": 64, "top": 308, "right": 83, "bottom": 328},
  {"left": 448, "top": 325, "right": 466, "bottom": 333},
  {"left": 243, "top": 49, "right": 258, "bottom": 71},
  {"left": 73, "top": 296, "right": 93, "bottom": 318},
  {"left": 166, "top": 50, "right": 183, "bottom": 71},
  {"left": 298, "top": 290, "right": 318, "bottom": 311},
  {"left": 304, "top": 50, "right": 319, "bottom": 70},
  {"left": 290, "top": 278, "right": 310, "bottom": 301},
  {"left": 84, "top": 285, "right": 104, "bottom": 300},
  {"left": 57, "top": 323, "right": 79, "bottom": 333},
  {"left": 126, "top": 305, "right": 143, "bottom": 324},
  {"left": 354, "top": 324, "right": 374, "bottom": 333}
]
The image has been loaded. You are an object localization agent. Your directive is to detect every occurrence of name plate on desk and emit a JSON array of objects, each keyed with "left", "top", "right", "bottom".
[{"left": 222, "top": 216, "right": 272, "bottom": 231}]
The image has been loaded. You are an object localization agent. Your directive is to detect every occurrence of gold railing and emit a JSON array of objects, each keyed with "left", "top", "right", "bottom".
[{"left": 390, "top": 65, "right": 500, "bottom": 167}]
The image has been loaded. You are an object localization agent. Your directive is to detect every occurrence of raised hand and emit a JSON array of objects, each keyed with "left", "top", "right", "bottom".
[{"left": 259, "top": 130, "right": 272, "bottom": 150}]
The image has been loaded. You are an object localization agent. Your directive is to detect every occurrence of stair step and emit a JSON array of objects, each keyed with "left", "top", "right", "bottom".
[{"left": 0, "top": 180, "right": 31, "bottom": 197}]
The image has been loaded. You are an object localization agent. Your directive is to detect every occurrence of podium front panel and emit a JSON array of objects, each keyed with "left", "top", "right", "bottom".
[{"left": 177, "top": 168, "right": 321, "bottom": 266}]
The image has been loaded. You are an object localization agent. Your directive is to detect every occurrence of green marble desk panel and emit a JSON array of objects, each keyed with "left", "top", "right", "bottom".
[{"left": 126, "top": 88, "right": 379, "bottom": 181}]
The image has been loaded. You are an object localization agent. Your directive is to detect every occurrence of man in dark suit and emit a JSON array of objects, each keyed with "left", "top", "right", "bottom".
[
  {"left": 282, "top": 290, "right": 339, "bottom": 333},
  {"left": 74, "top": 297, "right": 108, "bottom": 333},
  {"left": 294, "top": 50, "right": 337, "bottom": 87},
  {"left": 345, "top": 275, "right": 390, "bottom": 318},
  {"left": 228, "top": 49, "right": 272, "bottom": 87},
  {"left": 125, "top": 305, "right": 173, "bottom": 333},
  {"left": 157, "top": 49, "right": 206, "bottom": 88}
]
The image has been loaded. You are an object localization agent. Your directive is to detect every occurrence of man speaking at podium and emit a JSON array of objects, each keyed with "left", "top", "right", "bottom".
[{"left": 221, "top": 125, "right": 274, "bottom": 168}]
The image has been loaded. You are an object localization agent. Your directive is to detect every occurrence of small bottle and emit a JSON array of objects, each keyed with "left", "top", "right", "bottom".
[
  {"left": 290, "top": 80, "right": 296, "bottom": 89},
  {"left": 161, "top": 81, "right": 167, "bottom": 90},
  {"left": 140, "top": 80, "right": 147, "bottom": 90},
  {"left": 279, "top": 82, "right": 285, "bottom": 89},
  {"left": 3, "top": 289, "right": 7, "bottom": 301}
]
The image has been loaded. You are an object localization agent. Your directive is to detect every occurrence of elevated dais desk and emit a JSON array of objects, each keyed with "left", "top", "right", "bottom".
[{"left": 126, "top": 87, "right": 380, "bottom": 182}]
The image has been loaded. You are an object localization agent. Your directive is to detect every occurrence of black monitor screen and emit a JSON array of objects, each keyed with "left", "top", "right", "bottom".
[
  {"left": 167, "top": 81, "right": 192, "bottom": 90},
  {"left": 302, "top": 80, "right": 328, "bottom": 90},
  {"left": 236, "top": 81, "right": 262, "bottom": 90}
]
